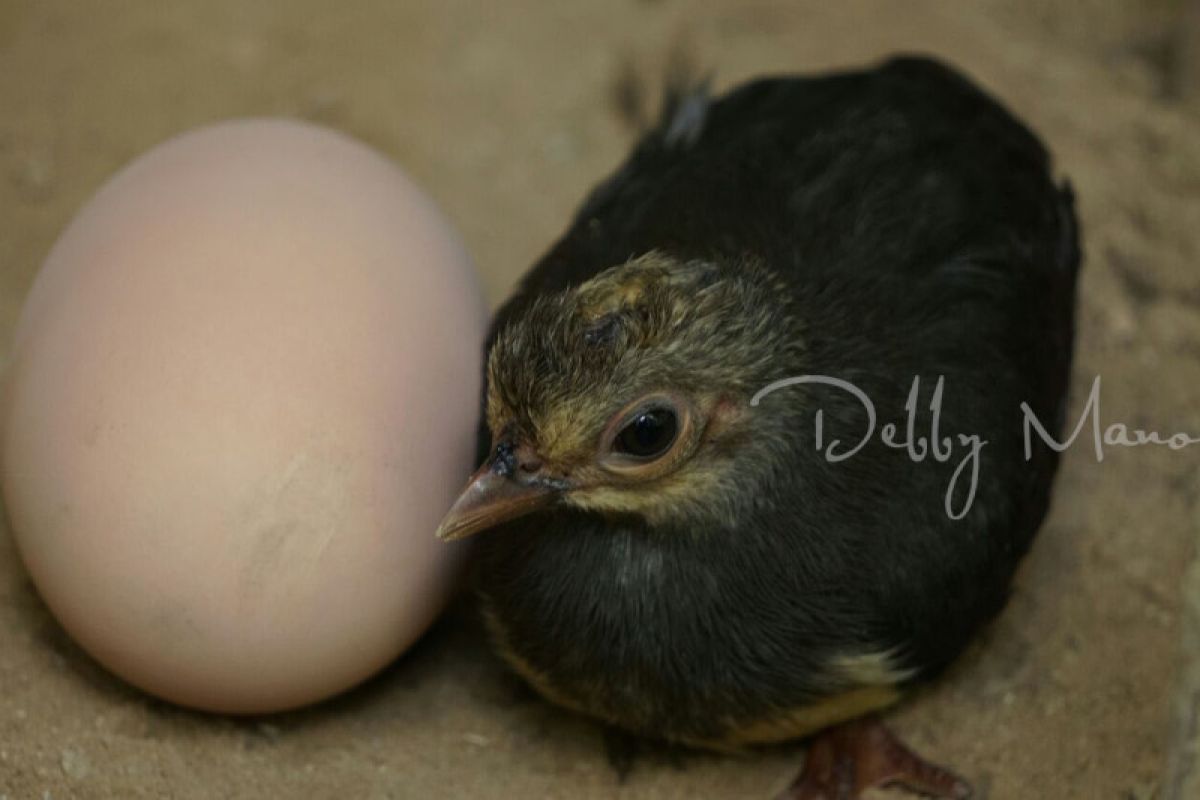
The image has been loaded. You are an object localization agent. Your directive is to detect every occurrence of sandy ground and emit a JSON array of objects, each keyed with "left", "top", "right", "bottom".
[{"left": 2, "top": 1, "right": 1199, "bottom": 798}]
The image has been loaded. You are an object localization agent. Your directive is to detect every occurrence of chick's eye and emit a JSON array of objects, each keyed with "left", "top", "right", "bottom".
[{"left": 614, "top": 408, "right": 678, "bottom": 459}]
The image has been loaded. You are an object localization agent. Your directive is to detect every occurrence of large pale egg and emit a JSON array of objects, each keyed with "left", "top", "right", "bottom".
[{"left": 0, "top": 120, "right": 485, "bottom": 713}]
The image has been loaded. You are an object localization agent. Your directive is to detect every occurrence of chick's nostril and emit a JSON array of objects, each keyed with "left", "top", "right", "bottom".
[
  {"left": 490, "top": 441, "right": 517, "bottom": 476},
  {"left": 490, "top": 439, "right": 544, "bottom": 477}
]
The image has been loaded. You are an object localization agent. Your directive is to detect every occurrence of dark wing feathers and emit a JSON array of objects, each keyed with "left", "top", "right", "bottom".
[{"left": 497, "top": 54, "right": 1070, "bottom": 327}]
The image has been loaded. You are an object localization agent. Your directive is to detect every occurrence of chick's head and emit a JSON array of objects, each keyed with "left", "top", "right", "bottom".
[{"left": 436, "top": 251, "right": 801, "bottom": 540}]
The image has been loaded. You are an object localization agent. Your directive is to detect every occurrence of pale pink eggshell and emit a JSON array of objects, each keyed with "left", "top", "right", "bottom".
[{"left": 1, "top": 119, "right": 485, "bottom": 713}]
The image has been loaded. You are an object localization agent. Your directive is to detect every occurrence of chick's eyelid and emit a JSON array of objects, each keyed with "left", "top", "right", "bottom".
[
  {"left": 600, "top": 395, "right": 678, "bottom": 447},
  {"left": 596, "top": 393, "right": 696, "bottom": 477}
]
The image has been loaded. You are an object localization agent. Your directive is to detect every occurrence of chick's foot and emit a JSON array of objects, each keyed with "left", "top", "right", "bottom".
[{"left": 776, "top": 716, "right": 972, "bottom": 800}]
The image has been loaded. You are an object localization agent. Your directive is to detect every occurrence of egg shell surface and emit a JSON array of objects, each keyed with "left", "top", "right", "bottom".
[{"left": 1, "top": 119, "right": 485, "bottom": 713}]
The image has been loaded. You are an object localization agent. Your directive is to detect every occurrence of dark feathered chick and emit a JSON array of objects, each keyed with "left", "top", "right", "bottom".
[{"left": 437, "top": 55, "right": 1079, "bottom": 800}]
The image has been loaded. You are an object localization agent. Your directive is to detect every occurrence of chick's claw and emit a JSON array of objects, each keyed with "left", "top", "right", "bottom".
[{"left": 776, "top": 717, "right": 972, "bottom": 800}]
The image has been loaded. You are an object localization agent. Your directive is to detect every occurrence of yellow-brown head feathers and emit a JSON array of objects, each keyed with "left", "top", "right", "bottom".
[{"left": 475, "top": 250, "right": 804, "bottom": 527}]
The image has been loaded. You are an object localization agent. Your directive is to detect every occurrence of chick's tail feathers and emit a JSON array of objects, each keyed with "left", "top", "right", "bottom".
[{"left": 611, "top": 45, "right": 712, "bottom": 150}]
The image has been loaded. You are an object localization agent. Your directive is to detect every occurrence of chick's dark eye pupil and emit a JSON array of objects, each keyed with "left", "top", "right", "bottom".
[{"left": 616, "top": 409, "right": 678, "bottom": 458}]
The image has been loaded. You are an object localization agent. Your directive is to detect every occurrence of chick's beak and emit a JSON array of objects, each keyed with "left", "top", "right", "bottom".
[{"left": 435, "top": 441, "right": 563, "bottom": 541}]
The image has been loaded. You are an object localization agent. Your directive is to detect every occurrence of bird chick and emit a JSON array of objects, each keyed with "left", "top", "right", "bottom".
[{"left": 438, "top": 55, "right": 1080, "bottom": 800}]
